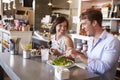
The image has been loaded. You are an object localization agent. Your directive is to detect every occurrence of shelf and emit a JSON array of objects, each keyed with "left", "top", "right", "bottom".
[
  {"left": 69, "top": 34, "right": 90, "bottom": 41},
  {"left": 0, "top": 29, "right": 10, "bottom": 34},
  {"left": 103, "top": 18, "right": 120, "bottom": 21},
  {"left": 82, "top": 0, "right": 93, "bottom": 1},
  {"left": 117, "top": 67, "right": 120, "bottom": 71},
  {"left": 52, "top": 9, "right": 70, "bottom": 15},
  {"left": 114, "top": 76, "right": 120, "bottom": 80}
]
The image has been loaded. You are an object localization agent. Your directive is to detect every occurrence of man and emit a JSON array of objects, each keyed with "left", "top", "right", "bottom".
[
  {"left": 69, "top": 8, "right": 120, "bottom": 80},
  {"left": 0, "top": 15, "right": 3, "bottom": 28}
]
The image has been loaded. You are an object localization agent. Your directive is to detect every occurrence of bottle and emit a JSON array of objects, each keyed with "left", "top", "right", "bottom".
[
  {"left": 113, "top": 5, "right": 118, "bottom": 18},
  {"left": 118, "top": 26, "right": 120, "bottom": 35},
  {"left": 117, "top": 4, "right": 120, "bottom": 18},
  {"left": 108, "top": 7, "right": 111, "bottom": 18},
  {"left": 106, "top": 26, "right": 110, "bottom": 32},
  {"left": 118, "top": 26, "right": 120, "bottom": 34},
  {"left": 81, "top": 40, "right": 88, "bottom": 53},
  {"left": 76, "top": 42, "right": 82, "bottom": 52},
  {"left": 117, "top": 21, "right": 120, "bottom": 35}
]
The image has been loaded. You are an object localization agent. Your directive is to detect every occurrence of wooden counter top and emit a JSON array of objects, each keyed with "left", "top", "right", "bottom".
[{"left": 0, "top": 53, "right": 100, "bottom": 80}]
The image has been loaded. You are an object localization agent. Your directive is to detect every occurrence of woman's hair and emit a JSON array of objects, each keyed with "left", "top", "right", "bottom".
[
  {"left": 50, "top": 16, "right": 69, "bottom": 34},
  {"left": 80, "top": 8, "right": 103, "bottom": 27}
]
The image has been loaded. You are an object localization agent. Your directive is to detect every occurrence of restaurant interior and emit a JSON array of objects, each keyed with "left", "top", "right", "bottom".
[{"left": 0, "top": 0, "right": 120, "bottom": 80}]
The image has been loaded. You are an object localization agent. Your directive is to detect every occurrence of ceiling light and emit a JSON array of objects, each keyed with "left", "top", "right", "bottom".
[
  {"left": 48, "top": 0, "right": 52, "bottom": 6},
  {"left": 48, "top": 2, "right": 52, "bottom": 6},
  {"left": 67, "top": 0, "right": 72, "bottom": 4}
]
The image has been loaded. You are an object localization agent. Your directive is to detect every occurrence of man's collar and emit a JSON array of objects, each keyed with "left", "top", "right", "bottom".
[{"left": 99, "top": 30, "right": 107, "bottom": 40}]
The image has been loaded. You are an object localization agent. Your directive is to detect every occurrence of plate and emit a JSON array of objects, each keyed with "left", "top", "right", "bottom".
[
  {"left": 30, "top": 54, "right": 41, "bottom": 57},
  {"left": 47, "top": 58, "right": 75, "bottom": 68}
]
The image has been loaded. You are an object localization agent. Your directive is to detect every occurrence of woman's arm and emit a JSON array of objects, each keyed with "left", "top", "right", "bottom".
[
  {"left": 64, "top": 35, "right": 75, "bottom": 60},
  {"left": 64, "top": 35, "right": 74, "bottom": 49}
]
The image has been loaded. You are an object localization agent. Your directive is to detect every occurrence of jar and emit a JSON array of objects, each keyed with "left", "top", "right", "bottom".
[
  {"left": 82, "top": 44, "right": 88, "bottom": 51},
  {"left": 76, "top": 42, "right": 82, "bottom": 52},
  {"left": 23, "top": 50, "right": 31, "bottom": 59},
  {"left": 118, "top": 26, "right": 120, "bottom": 34}
]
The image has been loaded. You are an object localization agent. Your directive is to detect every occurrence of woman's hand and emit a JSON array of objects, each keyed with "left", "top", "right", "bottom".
[
  {"left": 39, "top": 45, "right": 45, "bottom": 49},
  {"left": 50, "top": 48, "right": 60, "bottom": 56}
]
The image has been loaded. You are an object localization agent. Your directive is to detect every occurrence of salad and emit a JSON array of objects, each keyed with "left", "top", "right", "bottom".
[{"left": 52, "top": 57, "right": 73, "bottom": 66}]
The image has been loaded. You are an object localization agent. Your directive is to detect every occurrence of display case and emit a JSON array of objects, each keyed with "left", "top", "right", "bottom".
[
  {"left": 0, "top": 29, "right": 32, "bottom": 54},
  {"left": 0, "top": 29, "right": 10, "bottom": 53}
]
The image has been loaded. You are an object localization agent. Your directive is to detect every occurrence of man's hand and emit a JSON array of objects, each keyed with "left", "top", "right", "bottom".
[
  {"left": 65, "top": 47, "right": 88, "bottom": 64},
  {"left": 65, "top": 47, "right": 80, "bottom": 58}
]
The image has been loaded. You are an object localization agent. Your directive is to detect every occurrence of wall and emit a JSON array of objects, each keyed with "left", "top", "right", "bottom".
[
  {"left": 52, "top": 0, "right": 69, "bottom": 9},
  {"left": 34, "top": 0, "right": 69, "bottom": 30},
  {"left": 69, "top": 0, "right": 81, "bottom": 34},
  {"left": 35, "top": 0, "right": 52, "bottom": 30}
]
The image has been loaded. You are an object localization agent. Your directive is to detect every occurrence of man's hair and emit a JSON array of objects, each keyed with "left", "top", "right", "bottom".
[{"left": 80, "top": 8, "right": 103, "bottom": 27}]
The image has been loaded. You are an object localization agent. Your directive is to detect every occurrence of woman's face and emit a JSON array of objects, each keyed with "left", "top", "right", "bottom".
[{"left": 56, "top": 21, "right": 67, "bottom": 35}]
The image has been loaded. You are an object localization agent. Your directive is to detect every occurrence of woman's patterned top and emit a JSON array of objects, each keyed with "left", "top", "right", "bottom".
[{"left": 51, "top": 35, "right": 66, "bottom": 54}]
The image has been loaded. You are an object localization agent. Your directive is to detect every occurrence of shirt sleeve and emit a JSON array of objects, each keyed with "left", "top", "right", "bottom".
[{"left": 87, "top": 39, "right": 120, "bottom": 74}]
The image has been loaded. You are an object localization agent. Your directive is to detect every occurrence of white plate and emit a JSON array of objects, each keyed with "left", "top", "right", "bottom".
[
  {"left": 31, "top": 54, "right": 41, "bottom": 57},
  {"left": 47, "top": 60, "right": 75, "bottom": 68}
]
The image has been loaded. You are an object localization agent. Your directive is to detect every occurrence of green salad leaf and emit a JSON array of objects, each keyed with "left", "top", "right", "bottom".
[{"left": 52, "top": 57, "right": 73, "bottom": 66}]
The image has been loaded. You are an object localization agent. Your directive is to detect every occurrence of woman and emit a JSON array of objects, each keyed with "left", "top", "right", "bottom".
[{"left": 50, "top": 16, "right": 74, "bottom": 56}]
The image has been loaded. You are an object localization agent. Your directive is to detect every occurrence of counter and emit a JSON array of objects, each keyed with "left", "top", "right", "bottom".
[{"left": 0, "top": 53, "right": 100, "bottom": 80}]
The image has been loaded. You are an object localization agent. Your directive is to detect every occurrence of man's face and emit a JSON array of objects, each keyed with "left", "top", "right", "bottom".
[{"left": 81, "top": 19, "right": 94, "bottom": 36}]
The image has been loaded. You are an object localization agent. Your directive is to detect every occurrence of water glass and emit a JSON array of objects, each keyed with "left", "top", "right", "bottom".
[{"left": 41, "top": 49, "right": 49, "bottom": 62}]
